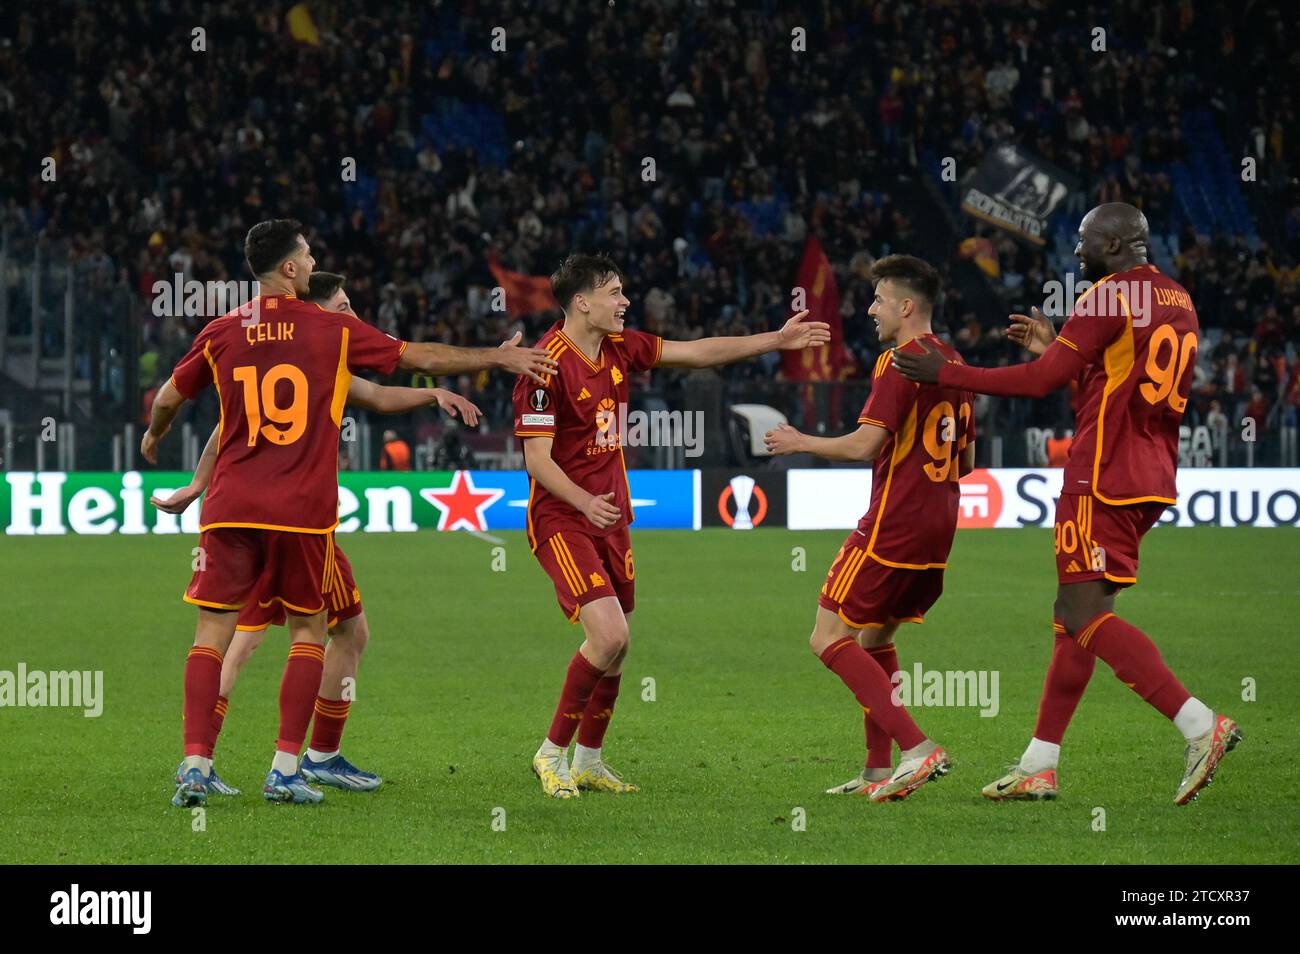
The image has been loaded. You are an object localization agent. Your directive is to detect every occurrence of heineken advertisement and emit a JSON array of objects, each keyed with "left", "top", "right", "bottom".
[{"left": 1, "top": 471, "right": 702, "bottom": 535}]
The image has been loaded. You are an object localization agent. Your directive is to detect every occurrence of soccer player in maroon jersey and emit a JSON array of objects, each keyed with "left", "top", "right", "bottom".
[
  {"left": 894, "top": 203, "right": 1242, "bottom": 805},
  {"left": 152, "top": 271, "right": 482, "bottom": 795},
  {"left": 143, "top": 219, "right": 558, "bottom": 807},
  {"left": 765, "top": 255, "right": 974, "bottom": 801},
  {"left": 513, "top": 253, "right": 830, "bottom": 798}
]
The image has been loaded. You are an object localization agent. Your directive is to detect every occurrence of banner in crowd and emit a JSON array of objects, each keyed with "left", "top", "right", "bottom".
[
  {"left": 787, "top": 468, "right": 1300, "bottom": 529},
  {"left": 485, "top": 251, "right": 558, "bottom": 317},
  {"left": 960, "top": 145, "right": 1079, "bottom": 245},
  {"left": 781, "top": 236, "right": 854, "bottom": 382},
  {"left": 1, "top": 470, "right": 700, "bottom": 535}
]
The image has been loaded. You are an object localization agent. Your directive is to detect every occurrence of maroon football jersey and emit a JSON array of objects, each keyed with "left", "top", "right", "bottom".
[
  {"left": 512, "top": 323, "right": 662, "bottom": 549},
  {"left": 855, "top": 334, "right": 975, "bottom": 569},
  {"left": 1054, "top": 264, "right": 1198, "bottom": 504},
  {"left": 170, "top": 293, "right": 406, "bottom": 532}
]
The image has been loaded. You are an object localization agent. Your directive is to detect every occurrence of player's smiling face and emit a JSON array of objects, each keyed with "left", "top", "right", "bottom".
[
  {"left": 577, "top": 274, "right": 629, "bottom": 334},
  {"left": 868, "top": 279, "right": 905, "bottom": 344},
  {"left": 1074, "top": 211, "right": 1107, "bottom": 278},
  {"left": 324, "top": 287, "right": 355, "bottom": 316}
]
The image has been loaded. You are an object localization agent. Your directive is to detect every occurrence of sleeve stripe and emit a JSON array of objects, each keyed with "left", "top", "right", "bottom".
[
  {"left": 514, "top": 431, "right": 554, "bottom": 438},
  {"left": 1055, "top": 335, "right": 1079, "bottom": 351},
  {"left": 858, "top": 416, "right": 887, "bottom": 427}
]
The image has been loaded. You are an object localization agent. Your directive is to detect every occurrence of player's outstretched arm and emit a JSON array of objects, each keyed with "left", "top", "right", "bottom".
[
  {"left": 1007, "top": 306, "right": 1056, "bottom": 356},
  {"left": 140, "top": 378, "right": 188, "bottom": 464},
  {"left": 150, "top": 424, "right": 217, "bottom": 513},
  {"left": 892, "top": 339, "right": 1084, "bottom": 398},
  {"left": 347, "top": 377, "right": 482, "bottom": 425},
  {"left": 398, "top": 332, "right": 557, "bottom": 384},
  {"left": 522, "top": 437, "right": 621, "bottom": 530},
  {"left": 656, "top": 310, "right": 830, "bottom": 369},
  {"left": 763, "top": 422, "right": 888, "bottom": 463}
]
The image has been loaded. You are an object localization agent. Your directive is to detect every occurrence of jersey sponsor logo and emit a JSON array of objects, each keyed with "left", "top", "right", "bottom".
[
  {"left": 521, "top": 414, "right": 554, "bottom": 427},
  {"left": 718, "top": 475, "right": 768, "bottom": 529},
  {"left": 595, "top": 397, "right": 616, "bottom": 435},
  {"left": 529, "top": 389, "right": 550, "bottom": 412}
]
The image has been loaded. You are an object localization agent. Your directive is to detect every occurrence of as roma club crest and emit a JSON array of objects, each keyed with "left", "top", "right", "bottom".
[{"left": 530, "top": 389, "right": 550, "bottom": 412}]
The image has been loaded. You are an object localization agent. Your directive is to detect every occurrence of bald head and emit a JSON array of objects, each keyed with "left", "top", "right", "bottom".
[{"left": 1075, "top": 202, "right": 1149, "bottom": 278}]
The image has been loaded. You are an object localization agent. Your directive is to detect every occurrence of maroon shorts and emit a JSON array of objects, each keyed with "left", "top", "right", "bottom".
[
  {"left": 1054, "top": 493, "right": 1166, "bottom": 587},
  {"left": 817, "top": 533, "right": 944, "bottom": 629},
  {"left": 534, "top": 527, "right": 635, "bottom": 622},
  {"left": 184, "top": 527, "right": 329, "bottom": 616},
  {"left": 235, "top": 534, "right": 362, "bottom": 632}
]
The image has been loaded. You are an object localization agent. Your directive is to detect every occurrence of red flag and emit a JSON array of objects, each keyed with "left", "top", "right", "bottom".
[
  {"left": 782, "top": 236, "right": 851, "bottom": 382},
  {"left": 486, "top": 251, "right": 558, "bottom": 317}
]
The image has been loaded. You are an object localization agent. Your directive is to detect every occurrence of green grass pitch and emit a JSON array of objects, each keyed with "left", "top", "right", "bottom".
[{"left": 1, "top": 526, "right": 1296, "bottom": 864}]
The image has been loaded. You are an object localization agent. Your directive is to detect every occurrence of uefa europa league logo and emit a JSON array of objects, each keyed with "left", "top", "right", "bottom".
[{"left": 717, "top": 475, "right": 764, "bottom": 530}]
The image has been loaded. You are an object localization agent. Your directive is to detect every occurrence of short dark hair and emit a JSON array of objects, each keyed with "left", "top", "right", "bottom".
[
  {"left": 244, "top": 219, "right": 304, "bottom": 277},
  {"left": 870, "top": 254, "right": 941, "bottom": 310},
  {"left": 550, "top": 253, "right": 625, "bottom": 312},
  {"left": 306, "top": 271, "right": 346, "bottom": 303}
]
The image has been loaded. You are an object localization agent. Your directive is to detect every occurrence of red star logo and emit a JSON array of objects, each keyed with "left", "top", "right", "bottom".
[{"left": 419, "top": 471, "right": 504, "bottom": 532}]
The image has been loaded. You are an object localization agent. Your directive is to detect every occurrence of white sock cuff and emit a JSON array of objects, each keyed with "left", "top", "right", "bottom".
[
  {"left": 1173, "top": 698, "right": 1214, "bottom": 740},
  {"left": 1020, "top": 738, "right": 1061, "bottom": 773},
  {"left": 271, "top": 751, "right": 299, "bottom": 776}
]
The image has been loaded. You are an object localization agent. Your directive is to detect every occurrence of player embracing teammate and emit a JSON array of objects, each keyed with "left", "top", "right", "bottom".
[
  {"left": 514, "top": 253, "right": 830, "bottom": 798},
  {"left": 146, "top": 219, "right": 556, "bottom": 806},
  {"left": 895, "top": 203, "right": 1242, "bottom": 805},
  {"left": 766, "top": 255, "right": 975, "bottom": 801},
  {"left": 152, "top": 270, "right": 483, "bottom": 795}
]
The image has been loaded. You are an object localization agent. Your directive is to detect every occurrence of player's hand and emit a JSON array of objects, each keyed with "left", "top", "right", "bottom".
[
  {"left": 763, "top": 423, "right": 804, "bottom": 456},
  {"left": 582, "top": 491, "right": 621, "bottom": 530},
  {"left": 891, "top": 340, "right": 945, "bottom": 384},
  {"left": 150, "top": 484, "right": 202, "bottom": 514},
  {"left": 497, "top": 331, "right": 559, "bottom": 384},
  {"left": 431, "top": 388, "right": 482, "bottom": 426},
  {"left": 1007, "top": 306, "right": 1055, "bottom": 356},
  {"left": 140, "top": 427, "right": 166, "bottom": 465},
  {"left": 776, "top": 310, "right": 832, "bottom": 350}
]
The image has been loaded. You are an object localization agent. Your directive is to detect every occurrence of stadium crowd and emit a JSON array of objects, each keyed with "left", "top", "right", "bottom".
[{"left": 1, "top": 0, "right": 1296, "bottom": 451}]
